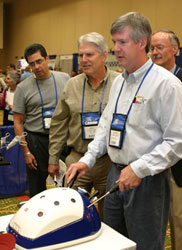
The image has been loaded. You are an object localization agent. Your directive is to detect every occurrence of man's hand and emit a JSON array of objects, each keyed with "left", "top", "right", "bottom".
[
  {"left": 9, "top": 104, "right": 13, "bottom": 110},
  {"left": 24, "top": 153, "right": 37, "bottom": 170},
  {"left": 48, "top": 164, "right": 59, "bottom": 178},
  {"left": 117, "top": 165, "right": 142, "bottom": 192},
  {"left": 0, "top": 93, "right": 3, "bottom": 103},
  {"left": 66, "top": 162, "right": 89, "bottom": 184}
]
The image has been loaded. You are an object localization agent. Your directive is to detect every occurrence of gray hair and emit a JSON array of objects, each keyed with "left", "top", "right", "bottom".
[
  {"left": 8, "top": 70, "right": 21, "bottom": 84},
  {"left": 78, "top": 32, "right": 108, "bottom": 54},
  {"left": 110, "top": 12, "right": 152, "bottom": 53},
  {"left": 152, "top": 29, "right": 180, "bottom": 48}
]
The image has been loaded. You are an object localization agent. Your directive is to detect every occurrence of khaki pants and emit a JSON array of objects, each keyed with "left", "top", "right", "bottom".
[
  {"left": 169, "top": 173, "right": 182, "bottom": 250},
  {"left": 65, "top": 149, "right": 112, "bottom": 221}
]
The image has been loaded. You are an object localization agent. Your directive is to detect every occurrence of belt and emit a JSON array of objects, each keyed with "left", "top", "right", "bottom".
[
  {"left": 26, "top": 130, "right": 49, "bottom": 137},
  {"left": 113, "top": 163, "right": 127, "bottom": 170}
]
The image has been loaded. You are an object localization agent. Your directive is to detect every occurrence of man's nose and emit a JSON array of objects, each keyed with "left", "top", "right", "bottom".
[
  {"left": 114, "top": 42, "right": 121, "bottom": 52},
  {"left": 82, "top": 54, "right": 88, "bottom": 62},
  {"left": 34, "top": 62, "right": 40, "bottom": 69},
  {"left": 151, "top": 47, "right": 158, "bottom": 54}
]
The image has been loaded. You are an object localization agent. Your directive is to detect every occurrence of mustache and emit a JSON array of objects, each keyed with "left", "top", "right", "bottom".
[
  {"left": 153, "top": 55, "right": 162, "bottom": 60},
  {"left": 82, "top": 64, "right": 91, "bottom": 66}
]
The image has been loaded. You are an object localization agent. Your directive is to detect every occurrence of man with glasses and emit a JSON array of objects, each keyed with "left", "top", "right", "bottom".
[
  {"left": 151, "top": 30, "right": 182, "bottom": 78},
  {"left": 13, "top": 43, "right": 69, "bottom": 197},
  {"left": 151, "top": 30, "right": 182, "bottom": 250}
]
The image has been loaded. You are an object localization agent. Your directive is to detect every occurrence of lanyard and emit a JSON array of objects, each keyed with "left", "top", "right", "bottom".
[
  {"left": 114, "top": 63, "right": 154, "bottom": 114},
  {"left": 81, "top": 77, "right": 109, "bottom": 114},
  {"left": 174, "top": 67, "right": 181, "bottom": 76},
  {"left": 36, "top": 73, "right": 58, "bottom": 109}
]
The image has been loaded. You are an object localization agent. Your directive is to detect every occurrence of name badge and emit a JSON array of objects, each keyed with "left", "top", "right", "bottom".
[
  {"left": 8, "top": 110, "right": 14, "bottom": 122},
  {"left": 42, "top": 107, "right": 55, "bottom": 129},
  {"left": 109, "top": 113, "right": 127, "bottom": 149},
  {"left": 81, "top": 112, "right": 100, "bottom": 140}
]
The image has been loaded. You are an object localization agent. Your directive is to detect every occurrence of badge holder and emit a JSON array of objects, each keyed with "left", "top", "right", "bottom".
[
  {"left": 109, "top": 113, "right": 127, "bottom": 149},
  {"left": 42, "top": 107, "right": 55, "bottom": 129},
  {"left": 8, "top": 110, "right": 13, "bottom": 122},
  {"left": 81, "top": 112, "right": 100, "bottom": 140}
]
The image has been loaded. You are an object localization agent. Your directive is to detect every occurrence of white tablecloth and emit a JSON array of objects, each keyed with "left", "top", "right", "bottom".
[{"left": 0, "top": 214, "right": 136, "bottom": 250}]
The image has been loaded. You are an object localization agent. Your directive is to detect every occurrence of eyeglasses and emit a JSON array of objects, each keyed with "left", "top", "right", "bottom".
[
  {"left": 5, "top": 77, "right": 11, "bottom": 81},
  {"left": 29, "top": 58, "right": 45, "bottom": 67},
  {"left": 151, "top": 45, "right": 172, "bottom": 52}
]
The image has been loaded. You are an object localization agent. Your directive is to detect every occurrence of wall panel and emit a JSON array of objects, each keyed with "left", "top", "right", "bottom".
[
  {"left": 0, "top": 0, "right": 181, "bottom": 69},
  {"left": 0, "top": 2, "right": 3, "bottom": 49}
]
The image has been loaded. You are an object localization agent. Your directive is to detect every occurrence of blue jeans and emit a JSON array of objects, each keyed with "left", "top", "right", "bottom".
[{"left": 103, "top": 163, "right": 170, "bottom": 250}]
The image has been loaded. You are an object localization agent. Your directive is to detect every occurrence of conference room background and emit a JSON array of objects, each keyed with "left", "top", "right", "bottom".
[{"left": 0, "top": 0, "right": 181, "bottom": 69}]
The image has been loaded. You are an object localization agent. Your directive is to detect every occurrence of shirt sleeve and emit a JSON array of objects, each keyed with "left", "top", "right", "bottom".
[
  {"left": 13, "top": 86, "right": 26, "bottom": 114},
  {"left": 49, "top": 88, "right": 70, "bottom": 165}
]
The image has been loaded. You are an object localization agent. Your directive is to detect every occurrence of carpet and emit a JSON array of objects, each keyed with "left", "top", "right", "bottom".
[
  {"left": 0, "top": 195, "right": 29, "bottom": 216},
  {"left": 165, "top": 225, "right": 172, "bottom": 250}
]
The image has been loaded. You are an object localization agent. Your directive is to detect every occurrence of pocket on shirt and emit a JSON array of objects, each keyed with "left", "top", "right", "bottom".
[{"left": 128, "top": 103, "right": 148, "bottom": 127}]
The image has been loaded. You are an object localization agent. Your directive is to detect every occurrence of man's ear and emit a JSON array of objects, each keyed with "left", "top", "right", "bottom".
[
  {"left": 172, "top": 44, "right": 178, "bottom": 56},
  {"left": 103, "top": 51, "right": 108, "bottom": 62},
  {"left": 140, "top": 37, "right": 147, "bottom": 50}
]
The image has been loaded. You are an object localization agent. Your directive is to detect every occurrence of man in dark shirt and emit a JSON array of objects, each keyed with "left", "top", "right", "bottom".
[{"left": 151, "top": 29, "right": 182, "bottom": 250}]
